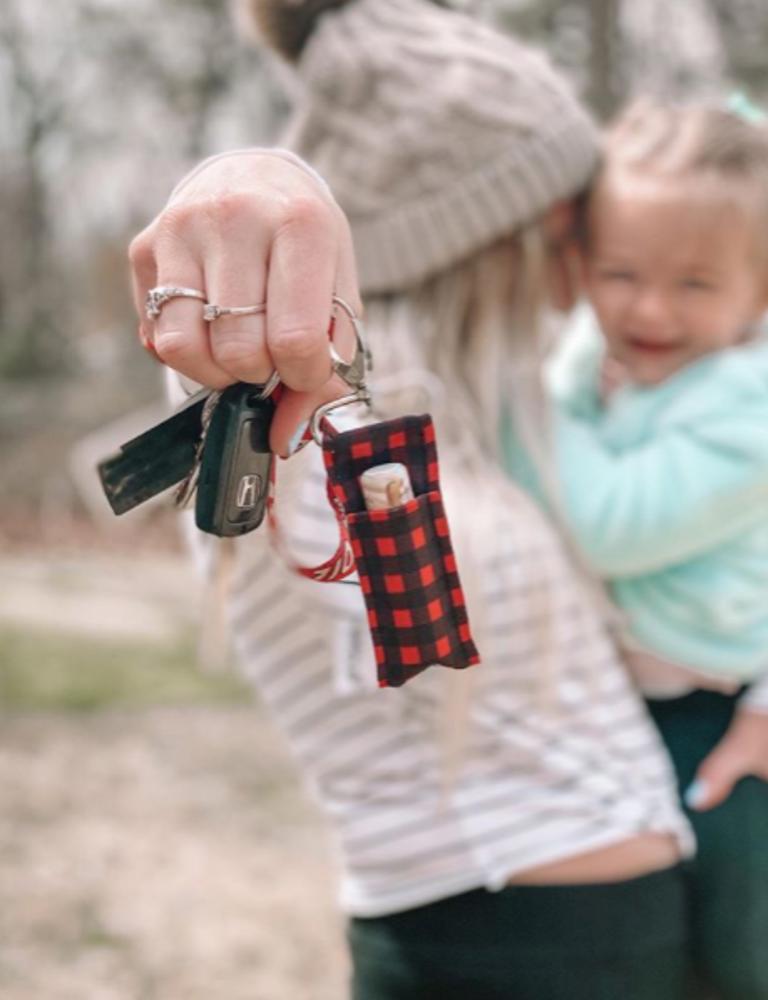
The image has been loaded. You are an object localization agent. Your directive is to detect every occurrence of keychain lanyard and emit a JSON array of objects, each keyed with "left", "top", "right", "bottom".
[
  {"left": 266, "top": 295, "right": 372, "bottom": 584},
  {"left": 266, "top": 423, "right": 359, "bottom": 583}
]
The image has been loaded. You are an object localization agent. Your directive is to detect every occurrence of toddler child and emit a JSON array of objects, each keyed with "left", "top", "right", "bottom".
[
  {"left": 507, "top": 97, "right": 768, "bottom": 997},
  {"left": 546, "top": 99, "right": 768, "bottom": 697}
]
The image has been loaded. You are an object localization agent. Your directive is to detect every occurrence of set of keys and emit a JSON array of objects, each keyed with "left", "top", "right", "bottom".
[
  {"left": 98, "top": 297, "right": 371, "bottom": 538},
  {"left": 98, "top": 381, "right": 277, "bottom": 537}
]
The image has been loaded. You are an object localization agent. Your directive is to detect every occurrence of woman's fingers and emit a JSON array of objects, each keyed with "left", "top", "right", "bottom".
[
  {"left": 128, "top": 222, "right": 159, "bottom": 353},
  {"left": 152, "top": 234, "right": 231, "bottom": 388},
  {"left": 130, "top": 210, "right": 233, "bottom": 387},
  {"left": 265, "top": 195, "right": 351, "bottom": 391},
  {"left": 269, "top": 212, "right": 364, "bottom": 456},
  {"left": 203, "top": 224, "right": 272, "bottom": 385}
]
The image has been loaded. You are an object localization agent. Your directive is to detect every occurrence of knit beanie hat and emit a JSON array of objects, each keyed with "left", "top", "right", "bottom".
[{"left": 246, "top": 0, "right": 599, "bottom": 294}]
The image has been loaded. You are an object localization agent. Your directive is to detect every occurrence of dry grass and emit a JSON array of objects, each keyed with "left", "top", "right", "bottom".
[{"left": 0, "top": 705, "right": 349, "bottom": 1000}]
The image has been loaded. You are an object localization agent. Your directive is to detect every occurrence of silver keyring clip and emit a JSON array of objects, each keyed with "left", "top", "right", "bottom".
[{"left": 310, "top": 295, "right": 372, "bottom": 444}]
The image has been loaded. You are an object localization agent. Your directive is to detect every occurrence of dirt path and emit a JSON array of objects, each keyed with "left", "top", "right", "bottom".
[
  {"left": 0, "top": 550, "right": 200, "bottom": 643},
  {"left": 0, "top": 704, "right": 348, "bottom": 1000},
  {"left": 0, "top": 545, "right": 350, "bottom": 998}
]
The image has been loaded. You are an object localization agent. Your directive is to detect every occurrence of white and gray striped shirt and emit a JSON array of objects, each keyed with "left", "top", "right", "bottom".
[{"left": 201, "top": 436, "right": 693, "bottom": 918}]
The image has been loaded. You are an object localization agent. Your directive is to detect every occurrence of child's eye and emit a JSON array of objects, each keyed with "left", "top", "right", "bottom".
[
  {"left": 681, "top": 277, "right": 714, "bottom": 291},
  {"left": 598, "top": 269, "right": 635, "bottom": 283}
]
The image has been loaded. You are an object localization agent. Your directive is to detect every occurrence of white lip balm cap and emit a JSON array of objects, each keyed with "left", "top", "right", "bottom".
[{"left": 359, "top": 463, "right": 415, "bottom": 511}]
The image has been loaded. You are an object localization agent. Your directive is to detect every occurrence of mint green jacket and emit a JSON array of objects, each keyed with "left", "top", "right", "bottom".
[{"left": 503, "top": 309, "right": 768, "bottom": 681}]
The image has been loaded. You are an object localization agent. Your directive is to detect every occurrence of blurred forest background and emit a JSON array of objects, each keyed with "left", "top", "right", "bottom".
[
  {"left": 1, "top": 0, "right": 765, "bottom": 535},
  {"left": 1, "top": 1, "right": 768, "bottom": 998}
]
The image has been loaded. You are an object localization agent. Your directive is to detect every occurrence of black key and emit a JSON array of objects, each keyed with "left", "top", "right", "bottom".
[{"left": 97, "top": 388, "right": 209, "bottom": 515}]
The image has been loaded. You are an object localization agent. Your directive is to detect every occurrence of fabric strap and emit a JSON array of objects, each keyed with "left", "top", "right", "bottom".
[{"left": 267, "top": 416, "right": 359, "bottom": 583}]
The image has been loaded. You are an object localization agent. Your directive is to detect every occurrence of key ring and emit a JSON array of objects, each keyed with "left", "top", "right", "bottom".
[{"left": 310, "top": 295, "right": 373, "bottom": 444}]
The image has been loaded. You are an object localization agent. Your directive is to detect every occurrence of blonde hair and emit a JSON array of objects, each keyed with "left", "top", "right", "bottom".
[
  {"left": 592, "top": 97, "right": 768, "bottom": 255},
  {"left": 366, "top": 237, "right": 526, "bottom": 456},
  {"left": 363, "top": 229, "right": 570, "bottom": 742}
]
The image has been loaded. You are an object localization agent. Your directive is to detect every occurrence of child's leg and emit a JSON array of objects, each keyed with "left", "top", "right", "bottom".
[
  {"left": 648, "top": 690, "right": 768, "bottom": 1000},
  {"left": 348, "top": 868, "right": 688, "bottom": 1000}
]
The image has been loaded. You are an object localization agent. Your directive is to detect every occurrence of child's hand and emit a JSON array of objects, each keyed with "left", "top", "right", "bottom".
[
  {"left": 684, "top": 709, "right": 768, "bottom": 811},
  {"left": 598, "top": 356, "right": 628, "bottom": 403}
]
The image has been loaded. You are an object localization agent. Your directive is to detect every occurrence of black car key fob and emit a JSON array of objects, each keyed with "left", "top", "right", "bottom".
[{"left": 195, "top": 382, "right": 275, "bottom": 537}]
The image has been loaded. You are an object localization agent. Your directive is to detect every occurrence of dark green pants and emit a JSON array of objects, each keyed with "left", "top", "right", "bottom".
[
  {"left": 648, "top": 689, "right": 768, "bottom": 1000},
  {"left": 349, "top": 866, "right": 688, "bottom": 1000}
]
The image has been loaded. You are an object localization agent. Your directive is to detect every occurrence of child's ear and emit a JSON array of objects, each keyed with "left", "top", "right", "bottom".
[
  {"left": 543, "top": 200, "right": 575, "bottom": 243},
  {"left": 543, "top": 200, "right": 585, "bottom": 312},
  {"left": 761, "top": 272, "right": 768, "bottom": 311}
]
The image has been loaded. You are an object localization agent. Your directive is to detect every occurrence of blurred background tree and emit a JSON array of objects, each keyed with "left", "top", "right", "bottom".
[{"left": 1, "top": 0, "right": 766, "bottom": 530}]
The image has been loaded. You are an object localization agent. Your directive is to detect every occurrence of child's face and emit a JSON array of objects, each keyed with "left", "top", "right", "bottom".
[{"left": 584, "top": 171, "right": 767, "bottom": 386}]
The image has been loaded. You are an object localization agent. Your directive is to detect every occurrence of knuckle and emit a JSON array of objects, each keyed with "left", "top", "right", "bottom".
[
  {"left": 270, "top": 325, "right": 325, "bottom": 363},
  {"left": 203, "top": 190, "right": 257, "bottom": 234},
  {"left": 128, "top": 231, "right": 153, "bottom": 268},
  {"left": 210, "top": 335, "right": 260, "bottom": 370},
  {"left": 280, "top": 194, "right": 335, "bottom": 236},
  {"left": 155, "top": 201, "right": 198, "bottom": 243},
  {"left": 163, "top": 191, "right": 264, "bottom": 246},
  {"left": 153, "top": 328, "right": 197, "bottom": 369}
]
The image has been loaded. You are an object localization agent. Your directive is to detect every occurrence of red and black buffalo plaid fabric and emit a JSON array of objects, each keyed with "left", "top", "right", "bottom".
[{"left": 322, "top": 414, "right": 480, "bottom": 688}]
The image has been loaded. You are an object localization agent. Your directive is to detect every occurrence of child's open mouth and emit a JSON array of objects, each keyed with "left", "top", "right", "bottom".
[{"left": 626, "top": 336, "right": 681, "bottom": 354}]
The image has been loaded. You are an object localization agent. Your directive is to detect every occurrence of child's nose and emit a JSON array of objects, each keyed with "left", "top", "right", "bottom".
[{"left": 628, "top": 285, "right": 670, "bottom": 331}]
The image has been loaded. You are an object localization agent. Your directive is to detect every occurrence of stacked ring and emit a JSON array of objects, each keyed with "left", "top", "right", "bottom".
[
  {"left": 145, "top": 285, "right": 206, "bottom": 320},
  {"left": 203, "top": 303, "right": 267, "bottom": 322}
]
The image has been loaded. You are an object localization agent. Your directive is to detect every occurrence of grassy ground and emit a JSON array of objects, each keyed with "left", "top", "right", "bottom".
[
  {"left": 0, "top": 627, "right": 248, "bottom": 711},
  {"left": 0, "top": 548, "right": 348, "bottom": 1000},
  {"left": 0, "top": 627, "right": 250, "bottom": 712}
]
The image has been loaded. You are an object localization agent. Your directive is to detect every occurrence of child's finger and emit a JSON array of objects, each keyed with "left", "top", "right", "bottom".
[{"left": 684, "top": 743, "right": 748, "bottom": 811}]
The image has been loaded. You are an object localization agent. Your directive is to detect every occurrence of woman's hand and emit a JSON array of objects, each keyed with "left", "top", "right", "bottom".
[
  {"left": 129, "top": 151, "right": 362, "bottom": 455},
  {"left": 685, "top": 708, "right": 768, "bottom": 810}
]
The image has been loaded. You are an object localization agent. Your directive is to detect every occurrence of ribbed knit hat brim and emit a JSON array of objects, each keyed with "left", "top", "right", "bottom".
[{"left": 280, "top": 0, "right": 599, "bottom": 294}]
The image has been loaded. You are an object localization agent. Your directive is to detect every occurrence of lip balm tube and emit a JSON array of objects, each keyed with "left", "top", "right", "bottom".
[{"left": 359, "top": 463, "right": 415, "bottom": 511}]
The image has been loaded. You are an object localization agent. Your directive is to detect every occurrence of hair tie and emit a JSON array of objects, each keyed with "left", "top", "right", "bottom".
[{"left": 727, "top": 91, "right": 767, "bottom": 125}]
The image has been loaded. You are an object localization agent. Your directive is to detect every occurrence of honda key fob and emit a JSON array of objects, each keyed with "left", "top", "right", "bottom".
[{"left": 195, "top": 382, "right": 275, "bottom": 537}]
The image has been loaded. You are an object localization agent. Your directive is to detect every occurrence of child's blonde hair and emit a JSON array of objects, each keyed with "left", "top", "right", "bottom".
[{"left": 593, "top": 97, "right": 768, "bottom": 256}]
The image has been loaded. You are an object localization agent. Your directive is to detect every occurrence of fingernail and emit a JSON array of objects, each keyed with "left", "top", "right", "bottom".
[
  {"left": 684, "top": 778, "right": 709, "bottom": 810},
  {"left": 285, "top": 420, "right": 310, "bottom": 458},
  {"left": 138, "top": 326, "right": 160, "bottom": 362}
]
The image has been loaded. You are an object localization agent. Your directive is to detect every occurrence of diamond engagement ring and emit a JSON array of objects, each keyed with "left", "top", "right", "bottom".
[
  {"left": 145, "top": 285, "right": 206, "bottom": 320},
  {"left": 202, "top": 303, "right": 267, "bottom": 322}
]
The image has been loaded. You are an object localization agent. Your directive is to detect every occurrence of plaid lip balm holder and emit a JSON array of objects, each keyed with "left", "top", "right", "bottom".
[{"left": 319, "top": 414, "right": 481, "bottom": 688}]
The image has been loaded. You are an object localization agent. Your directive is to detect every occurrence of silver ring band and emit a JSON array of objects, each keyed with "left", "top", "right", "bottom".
[
  {"left": 203, "top": 303, "right": 267, "bottom": 322},
  {"left": 145, "top": 285, "right": 206, "bottom": 320}
]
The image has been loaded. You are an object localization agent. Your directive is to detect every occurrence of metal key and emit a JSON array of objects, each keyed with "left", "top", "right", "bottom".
[
  {"left": 98, "top": 387, "right": 209, "bottom": 515},
  {"left": 97, "top": 382, "right": 275, "bottom": 538}
]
